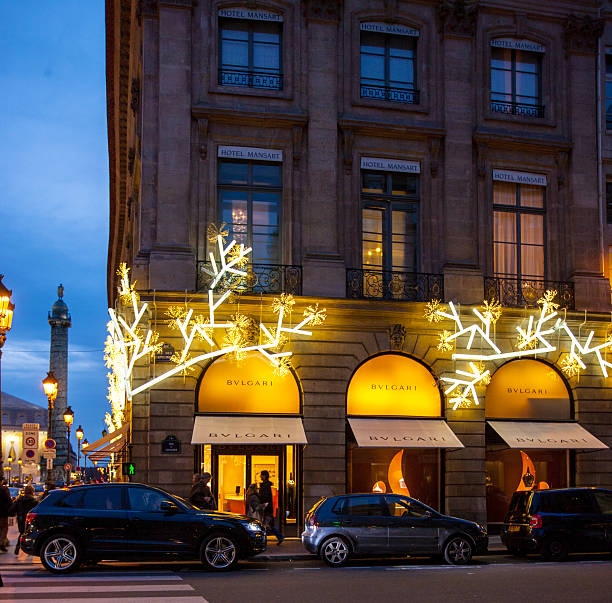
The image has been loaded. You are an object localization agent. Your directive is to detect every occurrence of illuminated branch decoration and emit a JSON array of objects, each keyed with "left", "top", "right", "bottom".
[
  {"left": 431, "top": 291, "right": 612, "bottom": 409},
  {"left": 104, "top": 230, "right": 327, "bottom": 428}
]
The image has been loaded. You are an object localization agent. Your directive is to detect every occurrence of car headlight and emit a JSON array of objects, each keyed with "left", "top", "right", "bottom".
[{"left": 246, "top": 521, "right": 263, "bottom": 532}]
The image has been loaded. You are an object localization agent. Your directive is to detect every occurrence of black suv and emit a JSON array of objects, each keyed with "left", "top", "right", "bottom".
[
  {"left": 20, "top": 483, "right": 266, "bottom": 573},
  {"left": 501, "top": 487, "right": 612, "bottom": 560}
]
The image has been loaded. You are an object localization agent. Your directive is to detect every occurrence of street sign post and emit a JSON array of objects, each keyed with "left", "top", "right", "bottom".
[
  {"left": 64, "top": 463, "right": 71, "bottom": 472},
  {"left": 46, "top": 458, "right": 53, "bottom": 470},
  {"left": 22, "top": 423, "right": 39, "bottom": 464},
  {"left": 44, "top": 439, "right": 56, "bottom": 450}
]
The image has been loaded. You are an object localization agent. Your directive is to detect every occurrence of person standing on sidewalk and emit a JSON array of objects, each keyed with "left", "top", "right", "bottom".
[
  {"left": 0, "top": 479, "right": 11, "bottom": 552},
  {"left": 259, "top": 470, "right": 283, "bottom": 545},
  {"left": 9, "top": 485, "right": 38, "bottom": 554}
]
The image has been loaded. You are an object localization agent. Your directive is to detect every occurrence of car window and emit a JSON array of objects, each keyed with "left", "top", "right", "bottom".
[
  {"left": 128, "top": 487, "right": 171, "bottom": 512},
  {"left": 545, "top": 491, "right": 596, "bottom": 514},
  {"left": 508, "top": 492, "right": 532, "bottom": 514},
  {"left": 82, "top": 487, "right": 123, "bottom": 510},
  {"left": 55, "top": 490, "right": 84, "bottom": 508},
  {"left": 595, "top": 492, "right": 612, "bottom": 515},
  {"left": 386, "top": 497, "right": 431, "bottom": 518},
  {"left": 344, "top": 496, "right": 384, "bottom": 516}
]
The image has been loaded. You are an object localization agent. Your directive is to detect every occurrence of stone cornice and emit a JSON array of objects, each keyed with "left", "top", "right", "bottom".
[
  {"left": 564, "top": 14, "right": 604, "bottom": 55},
  {"left": 191, "top": 105, "right": 308, "bottom": 128},
  {"left": 473, "top": 128, "right": 572, "bottom": 154},
  {"left": 339, "top": 116, "right": 445, "bottom": 141}
]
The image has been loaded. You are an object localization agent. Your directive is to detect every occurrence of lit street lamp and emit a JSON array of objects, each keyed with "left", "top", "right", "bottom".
[
  {"left": 82, "top": 438, "right": 88, "bottom": 481},
  {"left": 17, "top": 457, "right": 22, "bottom": 484},
  {"left": 42, "top": 371, "right": 58, "bottom": 440},
  {"left": 0, "top": 276, "right": 15, "bottom": 467},
  {"left": 75, "top": 425, "right": 83, "bottom": 478},
  {"left": 63, "top": 406, "right": 74, "bottom": 485}
]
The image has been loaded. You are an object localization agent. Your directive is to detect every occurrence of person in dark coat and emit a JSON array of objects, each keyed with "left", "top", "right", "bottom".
[
  {"left": 189, "top": 472, "right": 216, "bottom": 510},
  {"left": 245, "top": 483, "right": 266, "bottom": 523},
  {"left": 0, "top": 479, "right": 10, "bottom": 552},
  {"left": 259, "top": 470, "right": 283, "bottom": 545},
  {"left": 9, "top": 485, "right": 38, "bottom": 554}
]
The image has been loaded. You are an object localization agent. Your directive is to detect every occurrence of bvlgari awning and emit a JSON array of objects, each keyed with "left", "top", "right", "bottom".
[
  {"left": 348, "top": 418, "right": 464, "bottom": 448},
  {"left": 488, "top": 421, "right": 608, "bottom": 450},
  {"left": 191, "top": 415, "right": 308, "bottom": 445}
]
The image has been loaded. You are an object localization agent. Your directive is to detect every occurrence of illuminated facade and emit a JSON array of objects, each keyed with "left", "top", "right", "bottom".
[{"left": 106, "top": 0, "right": 612, "bottom": 529}]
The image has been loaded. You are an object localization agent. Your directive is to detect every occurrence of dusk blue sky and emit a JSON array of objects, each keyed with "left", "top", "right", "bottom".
[{"left": 0, "top": 2, "right": 109, "bottom": 452}]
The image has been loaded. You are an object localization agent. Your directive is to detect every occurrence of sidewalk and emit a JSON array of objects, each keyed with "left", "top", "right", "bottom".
[
  {"left": 0, "top": 524, "right": 39, "bottom": 565},
  {"left": 256, "top": 535, "right": 507, "bottom": 561}
]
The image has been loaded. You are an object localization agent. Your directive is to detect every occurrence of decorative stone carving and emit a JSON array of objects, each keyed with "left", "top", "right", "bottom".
[
  {"left": 564, "top": 15, "right": 604, "bottom": 54},
  {"left": 303, "top": 0, "right": 342, "bottom": 23},
  {"left": 429, "top": 138, "right": 442, "bottom": 177},
  {"left": 437, "top": 0, "right": 478, "bottom": 38},
  {"left": 130, "top": 78, "right": 140, "bottom": 115},
  {"left": 197, "top": 118, "right": 208, "bottom": 160},
  {"left": 390, "top": 324, "right": 407, "bottom": 351},
  {"left": 340, "top": 127, "right": 354, "bottom": 175}
]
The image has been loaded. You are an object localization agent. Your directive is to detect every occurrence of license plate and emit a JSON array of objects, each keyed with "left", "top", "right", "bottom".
[{"left": 508, "top": 525, "right": 521, "bottom": 532}]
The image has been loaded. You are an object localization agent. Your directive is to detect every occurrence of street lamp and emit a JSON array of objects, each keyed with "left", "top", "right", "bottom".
[
  {"left": 81, "top": 438, "right": 88, "bottom": 481},
  {"left": 75, "top": 425, "right": 83, "bottom": 477},
  {"left": 63, "top": 406, "right": 74, "bottom": 485},
  {"left": 42, "top": 371, "right": 58, "bottom": 440},
  {"left": 0, "top": 276, "right": 15, "bottom": 466},
  {"left": 17, "top": 457, "right": 22, "bottom": 484}
]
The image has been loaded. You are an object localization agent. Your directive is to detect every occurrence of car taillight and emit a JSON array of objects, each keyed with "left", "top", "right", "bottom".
[
  {"left": 307, "top": 514, "right": 318, "bottom": 529},
  {"left": 529, "top": 514, "right": 542, "bottom": 529},
  {"left": 25, "top": 512, "right": 37, "bottom": 525}
]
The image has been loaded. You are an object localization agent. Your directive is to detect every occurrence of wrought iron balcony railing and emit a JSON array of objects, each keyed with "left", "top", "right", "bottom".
[
  {"left": 360, "top": 84, "right": 420, "bottom": 104},
  {"left": 484, "top": 276, "right": 575, "bottom": 310},
  {"left": 197, "top": 262, "right": 301, "bottom": 295},
  {"left": 347, "top": 268, "right": 443, "bottom": 302},
  {"left": 218, "top": 69, "right": 283, "bottom": 90},
  {"left": 490, "top": 100, "right": 545, "bottom": 118}
]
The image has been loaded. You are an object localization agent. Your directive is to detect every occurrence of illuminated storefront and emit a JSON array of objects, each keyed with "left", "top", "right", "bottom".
[
  {"left": 485, "top": 359, "right": 607, "bottom": 525},
  {"left": 346, "top": 352, "right": 463, "bottom": 509},
  {"left": 191, "top": 353, "right": 305, "bottom": 535}
]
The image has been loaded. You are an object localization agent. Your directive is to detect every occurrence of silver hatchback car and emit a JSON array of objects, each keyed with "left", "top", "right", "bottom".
[{"left": 302, "top": 493, "right": 488, "bottom": 567}]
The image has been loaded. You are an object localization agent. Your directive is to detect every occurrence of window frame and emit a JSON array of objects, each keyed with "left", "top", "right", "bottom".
[
  {"left": 492, "top": 180, "right": 547, "bottom": 281},
  {"left": 218, "top": 17, "right": 283, "bottom": 91},
  {"left": 217, "top": 159, "right": 283, "bottom": 265}
]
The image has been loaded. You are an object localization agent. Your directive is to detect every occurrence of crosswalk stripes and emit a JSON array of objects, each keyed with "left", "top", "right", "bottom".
[{"left": 0, "top": 564, "right": 209, "bottom": 602}]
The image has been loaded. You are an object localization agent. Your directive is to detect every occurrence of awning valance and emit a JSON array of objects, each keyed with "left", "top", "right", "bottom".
[
  {"left": 348, "top": 418, "right": 464, "bottom": 448},
  {"left": 488, "top": 421, "right": 608, "bottom": 450},
  {"left": 82, "top": 424, "right": 129, "bottom": 459},
  {"left": 191, "top": 415, "right": 308, "bottom": 445}
]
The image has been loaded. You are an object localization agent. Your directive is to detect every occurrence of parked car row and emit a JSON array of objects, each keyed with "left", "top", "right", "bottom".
[{"left": 18, "top": 483, "right": 612, "bottom": 573}]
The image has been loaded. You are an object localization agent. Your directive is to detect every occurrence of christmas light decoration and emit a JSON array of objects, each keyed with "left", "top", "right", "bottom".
[
  {"left": 424, "top": 299, "right": 444, "bottom": 323},
  {"left": 104, "top": 228, "right": 327, "bottom": 428}
]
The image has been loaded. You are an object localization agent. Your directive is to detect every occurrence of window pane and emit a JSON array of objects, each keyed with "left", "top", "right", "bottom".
[
  {"left": 494, "top": 211, "right": 516, "bottom": 243},
  {"left": 389, "top": 36, "right": 415, "bottom": 59},
  {"left": 253, "top": 41, "right": 280, "bottom": 71},
  {"left": 516, "top": 51, "right": 539, "bottom": 74},
  {"left": 389, "top": 57, "right": 412, "bottom": 85},
  {"left": 595, "top": 492, "right": 612, "bottom": 514},
  {"left": 220, "top": 191, "right": 249, "bottom": 246},
  {"left": 391, "top": 173, "right": 417, "bottom": 196},
  {"left": 494, "top": 182, "right": 517, "bottom": 206},
  {"left": 55, "top": 490, "right": 84, "bottom": 508},
  {"left": 520, "top": 185, "right": 544, "bottom": 209},
  {"left": 128, "top": 488, "right": 169, "bottom": 512},
  {"left": 345, "top": 496, "right": 384, "bottom": 516},
  {"left": 360, "top": 32, "right": 385, "bottom": 56},
  {"left": 391, "top": 209, "right": 417, "bottom": 271},
  {"left": 252, "top": 22, "right": 280, "bottom": 44},
  {"left": 521, "top": 244, "right": 544, "bottom": 277},
  {"left": 495, "top": 242, "right": 517, "bottom": 276},
  {"left": 82, "top": 487, "right": 123, "bottom": 510},
  {"left": 252, "top": 192, "right": 280, "bottom": 263},
  {"left": 252, "top": 164, "right": 281, "bottom": 187},
  {"left": 362, "top": 172, "right": 385, "bottom": 194},
  {"left": 606, "top": 53, "right": 612, "bottom": 76},
  {"left": 516, "top": 72, "right": 538, "bottom": 101},
  {"left": 361, "top": 53, "right": 385, "bottom": 81},
  {"left": 491, "top": 68, "right": 512, "bottom": 95},
  {"left": 491, "top": 47, "right": 512, "bottom": 70},
  {"left": 221, "top": 39, "right": 249, "bottom": 69},
  {"left": 362, "top": 208, "right": 383, "bottom": 267},
  {"left": 520, "top": 213, "right": 543, "bottom": 245},
  {"left": 219, "top": 162, "right": 248, "bottom": 185}
]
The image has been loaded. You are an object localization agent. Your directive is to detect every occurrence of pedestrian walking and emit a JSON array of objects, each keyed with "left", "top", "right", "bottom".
[
  {"left": 245, "top": 483, "right": 266, "bottom": 523},
  {"left": 189, "top": 472, "right": 217, "bottom": 510},
  {"left": 9, "top": 486, "right": 38, "bottom": 555},
  {"left": 259, "top": 470, "right": 283, "bottom": 545},
  {"left": 0, "top": 479, "right": 11, "bottom": 552}
]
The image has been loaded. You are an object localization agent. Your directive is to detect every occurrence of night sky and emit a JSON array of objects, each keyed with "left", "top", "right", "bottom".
[{"left": 0, "top": 2, "right": 109, "bottom": 451}]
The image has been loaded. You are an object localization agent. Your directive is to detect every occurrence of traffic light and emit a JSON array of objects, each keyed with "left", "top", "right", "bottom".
[{"left": 122, "top": 462, "right": 136, "bottom": 476}]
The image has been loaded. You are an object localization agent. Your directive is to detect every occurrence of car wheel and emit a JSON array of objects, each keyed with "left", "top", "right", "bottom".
[
  {"left": 443, "top": 535, "right": 473, "bottom": 565},
  {"left": 40, "top": 534, "right": 81, "bottom": 573},
  {"left": 200, "top": 533, "right": 239, "bottom": 571},
  {"left": 319, "top": 536, "right": 351, "bottom": 567},
  {"left": 542, "top": 537, "right": 568, "bottom": 562}
]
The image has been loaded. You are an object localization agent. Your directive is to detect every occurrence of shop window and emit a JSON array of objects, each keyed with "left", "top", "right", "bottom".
[
  {"left": 486, "top": 448, "right": 568, "bottom": 523},
  {"left": 491, "top": 46, "right": 543, "bottom": 118},
  {"left": 348, "top": 447, "right": 439, "bottom": 510},
  {"left": 360, "top": 28, "right": 418, "bottom": 103},
  {"left": 606, "top": 52, "right": 612, "bottom": 130},
  {"left": 218, "top": 160, "right": 281, "bottom": 264},
  {"left": 493, "top": 181, "right": 545, "bottom": 281},
  {"left": 361, "top": 170, "right": 418, "bottom": 286},
  {"left": 219, "top": 18, "right": 282, "bottom": 89}
]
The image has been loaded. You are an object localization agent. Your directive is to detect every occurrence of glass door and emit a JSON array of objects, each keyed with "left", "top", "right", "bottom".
[{"left": 218, "top": 454, "right": 246, "bottom": 514}]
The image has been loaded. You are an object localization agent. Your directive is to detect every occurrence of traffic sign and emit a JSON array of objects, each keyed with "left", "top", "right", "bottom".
[
  {"left": 24, "top": 449, "right": 36, "bottom": 459},
  {"left": 22, "top": 423, "right": 39, "bottom": 460},
  {"left": 44, "top": 439, "right": 56, "bottom": 449},
  {"left": 46, "top": 458, "right": 53, "bottom": 470},
  {"left": 64, "top": 463, "right": 72, "bottom": 471},
  {"left": 122, "top": 462, "right": 136, "bottom": 476},
  {"left": 42, "top": 449, "right": 56, "bottom": 459}
]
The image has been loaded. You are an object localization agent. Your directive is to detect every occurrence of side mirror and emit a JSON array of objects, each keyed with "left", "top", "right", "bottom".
[
  {"left": 424, "top": 510, "right": 432, "bottom": 518},
  {"left": 160, "top": 500, "right": 178, "bottom": 514}
]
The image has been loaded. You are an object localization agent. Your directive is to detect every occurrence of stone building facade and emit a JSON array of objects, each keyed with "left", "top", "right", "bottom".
[{"left": 106, "top": 0, "right": 612, "bottom": 531}]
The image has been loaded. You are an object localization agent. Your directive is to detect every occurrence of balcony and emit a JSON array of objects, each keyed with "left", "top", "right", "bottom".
[
  {"left": 347, "top": 268, "right": 443, "bottom": 302},
  {"left": 484, "top": 276, "right": 575, "bottom": 310},
  {"left": 360, "top": 84, "right": 420, "bottom": 104},
  {"left": 490, "top": 100, "right": 544, "bottom": 118},
  {"left": 197, "top": 262, "right": 301, "bottom": 295},
  {"left": 218, "top": 69, "right": 282, "bottom": 90}
]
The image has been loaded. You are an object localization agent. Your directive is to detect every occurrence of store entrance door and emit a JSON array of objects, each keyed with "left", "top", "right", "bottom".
[{"left": 211, "top": 445, "right": 300, "bottom": 536}]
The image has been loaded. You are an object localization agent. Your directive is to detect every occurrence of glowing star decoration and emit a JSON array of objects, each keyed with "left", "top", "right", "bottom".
[
  {"left": 481, "top": 299, "right": 502, "bottom": 324},
  {"left": 437, "top": 330, "right": 453, "bottom": 352},
  {"left": 104, "top": 227, "right": 327, "bottom": 425},
  {"left": 559, "top": 353, "right": 581, "bottom": 378},
  {"left": 441, "top": 362, "right": 490, "bottom": 410},
  {"left": 207, "top": 222, "right": 229, "bottom": 244},
  {"left": 475, "top": 361, "right": 491, "bottom": 385},
  {"left": 424, "top": 299, "right": 444, "bottom": 323},
  {"left": 537, "top": 289, "right": 560, "bottom": 311}
]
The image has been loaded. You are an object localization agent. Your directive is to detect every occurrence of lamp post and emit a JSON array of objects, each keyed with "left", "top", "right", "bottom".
[
  {"left": 81, "top": 438, "right": 88, "bottom": 482},
  {"left": 17, "top": 457, "right": 22, "bottom": 484},
  {"left": 63, "top": 406, "right": 74, "bottom": 485},
  {"left": 75, "top": 425, "right": 83, "bottom": 478},
  {"left": 0, "top": 276, "right": 15, "bottom": 468},
  {"left": 42, "top": 371, "right": 58, "bottom": 440}
]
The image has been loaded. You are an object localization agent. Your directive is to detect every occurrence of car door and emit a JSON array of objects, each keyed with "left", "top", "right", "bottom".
[
  {"left": 339, "top": 495, "right": 389, "bottom": 553},
  {"left": 78, "top": 486, "right": 130, "bottom": 553},
  {"left": 559, "top": 491, "right": 606, "bottom": 552},
  {"left": 125, "top": 486, "right": 195, "bottom": 555},
  {"left": 593, "top": 491, "right": 612, "bottom": 551},
  {"left": 385, "top": 495, "right": 436, "bottom": 554}
]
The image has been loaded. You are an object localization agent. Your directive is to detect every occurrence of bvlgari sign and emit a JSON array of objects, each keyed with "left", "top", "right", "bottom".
[
  {"left": 347, "top": 353, "right": 441, "bottom": 417},
  {"left": 197, "top": 353, "right": 300, "bottom": 414},
  {"left": 348, "top": 418, "right": 463, "bottom": 448}
]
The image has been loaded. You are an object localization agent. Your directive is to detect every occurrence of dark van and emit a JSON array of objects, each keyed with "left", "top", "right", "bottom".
[{"left": 501, "top": 487, "right": 612, "bottom": 560}]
